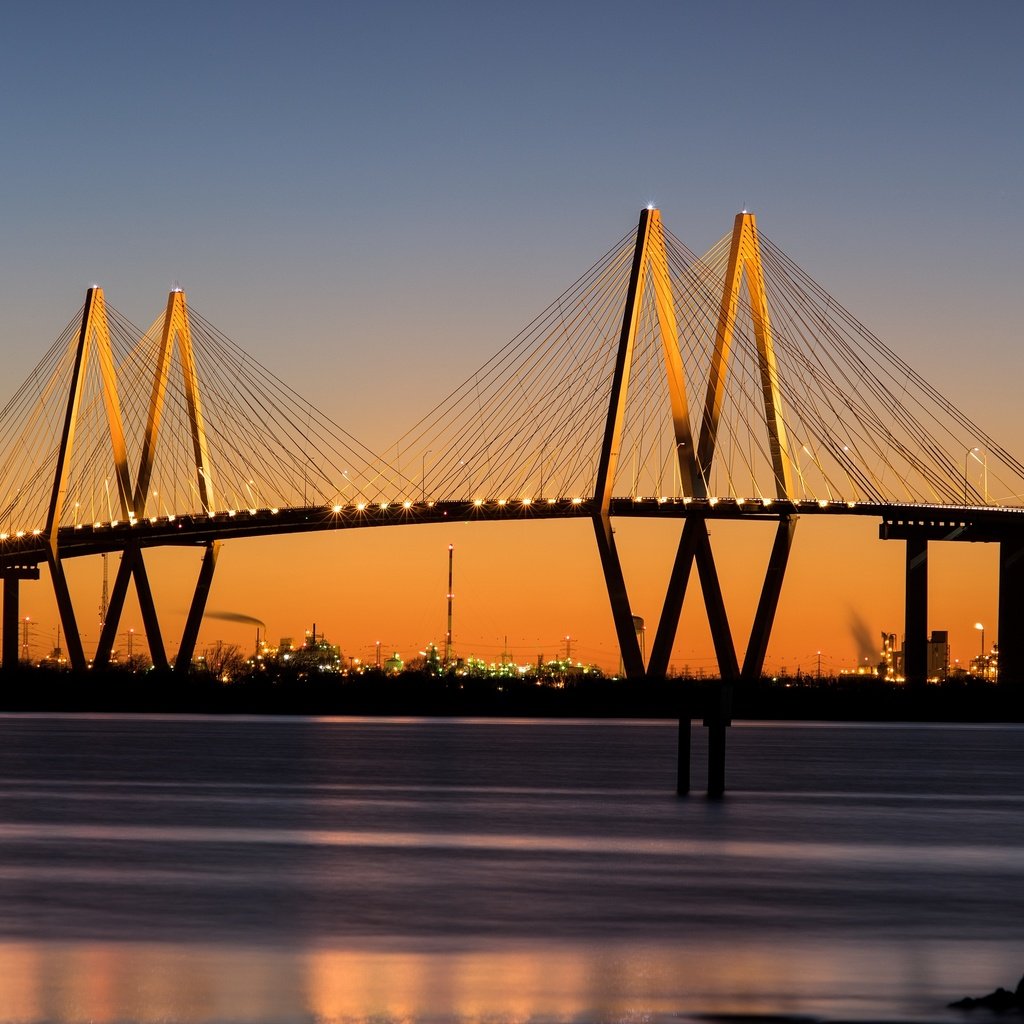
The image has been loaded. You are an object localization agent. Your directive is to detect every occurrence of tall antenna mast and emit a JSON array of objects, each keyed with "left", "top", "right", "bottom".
[
  {"left": 99, "top": 552, "right": 109, "bottom": 631},
  {"left": 444, "top": 544, "right": 454, "bottom": 666}
]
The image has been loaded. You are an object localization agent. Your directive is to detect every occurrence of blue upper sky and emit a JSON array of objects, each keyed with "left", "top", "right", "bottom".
[{"left": 1, "top": 0, "right": 1021, "bottom": 441}]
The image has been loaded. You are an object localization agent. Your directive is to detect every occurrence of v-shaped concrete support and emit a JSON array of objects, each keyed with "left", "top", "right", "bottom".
[{"left": 92, "top": 547, "right": 167, "bottom": 670}]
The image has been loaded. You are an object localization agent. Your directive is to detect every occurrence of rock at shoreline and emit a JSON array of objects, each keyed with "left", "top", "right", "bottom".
[{"left": 950, "top": 975, "right": 1024, "bottom": 1011}]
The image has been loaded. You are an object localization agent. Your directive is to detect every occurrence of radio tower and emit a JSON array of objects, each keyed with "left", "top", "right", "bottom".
[
  {"left": 99, "top": 553, "right": 109, "bottom": 631},
  {"left": 444, "top": 544, "right": 454, "bottom": 665}
]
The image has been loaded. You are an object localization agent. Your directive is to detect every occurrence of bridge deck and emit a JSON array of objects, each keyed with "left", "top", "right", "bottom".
[{"left": 4, "top": 496, "right": 1023, "bottom": 565}]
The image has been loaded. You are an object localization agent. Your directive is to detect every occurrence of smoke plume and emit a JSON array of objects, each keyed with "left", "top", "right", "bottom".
[
  {"left": 848, "top": 608, "right": 876, "bottom": 663},
  {"left": 204, "top": 611, "right": 266, "bottom": 630}
]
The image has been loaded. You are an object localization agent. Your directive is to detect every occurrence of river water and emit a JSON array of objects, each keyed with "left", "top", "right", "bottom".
[{"left": 0, "top": 715, "right": 1020, "bottom": 1023}]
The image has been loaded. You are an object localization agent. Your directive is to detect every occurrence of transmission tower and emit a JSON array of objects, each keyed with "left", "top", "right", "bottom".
[
  {"left": 443, "top": 544, "right": 453, "bottom": 665},
  {"left": 99, "top": 552, "right": 109, "bottom": 630}
]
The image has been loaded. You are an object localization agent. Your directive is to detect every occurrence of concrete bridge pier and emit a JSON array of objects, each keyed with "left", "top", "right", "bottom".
[
  {"left": 904, "top": 536, "right": 928, "bottom": 685},
  {"left": 2, "top": 566, "right": 40, "bottom": 670},
  {"left": 998, "top": 537, "right": 1024, "bottom": 683},
  {"left": 704, "top": 682, "right": 732, "bottom": 798},
  {"left": 888, "top": 521, "right": 1024, "bottom": 685},
  {"left": 677, "top": 702, "right": 691, "bottom": 795}
]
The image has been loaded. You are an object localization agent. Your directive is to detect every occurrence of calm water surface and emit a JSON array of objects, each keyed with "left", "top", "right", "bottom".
[{"left": 0, "top": 715, "right": 1020, "bottom": 1024}]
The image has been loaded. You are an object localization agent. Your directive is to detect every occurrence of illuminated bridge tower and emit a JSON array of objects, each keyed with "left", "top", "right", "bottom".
[
  {"left": 593, "top": 208, "right": 798, "bottom": 686},
  {"left": 26, "top": 287, "right": 223, "bottom": 674},
  {"left": 593, "top": 208, "right": 799, "bottom": 795}
]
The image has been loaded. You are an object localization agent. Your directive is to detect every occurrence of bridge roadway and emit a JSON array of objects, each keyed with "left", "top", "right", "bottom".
[{"left": 3, "top": 495, "right": 1023, "bottom": 563}]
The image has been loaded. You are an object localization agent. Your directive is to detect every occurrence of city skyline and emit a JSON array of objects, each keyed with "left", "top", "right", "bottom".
[{"left": 9, "top": 528, "right": 1005, "bottom": 677}]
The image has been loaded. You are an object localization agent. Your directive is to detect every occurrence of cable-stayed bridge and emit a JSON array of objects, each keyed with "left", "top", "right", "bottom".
[{"left": 2, "top": 208, "right": 1023, "bottom": 691}]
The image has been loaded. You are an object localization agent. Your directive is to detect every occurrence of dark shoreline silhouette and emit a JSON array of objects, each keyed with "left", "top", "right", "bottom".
[
  {"left": 0, "top": 667, "right": 1021, "bottom": 720},
  {"left": 950, "top": 974, "right": 1024, "bottom": 1011}
]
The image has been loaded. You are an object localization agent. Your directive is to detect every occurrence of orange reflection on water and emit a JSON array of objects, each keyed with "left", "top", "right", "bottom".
[
  {"left": 306, "top": 947, "right": 592, "bottom": 1022},
  {"left": 305, "top": 942, "right": 606, "bottom": 1024},
  {"left": 0, "top": 942, "right": 306, "bottom": 1023},
  {"left": 0, "top": 936, "right": 1017, "bottom": 1023},
  {"left": 0, "top": 944, "right": 41, "bottom": 1021}
]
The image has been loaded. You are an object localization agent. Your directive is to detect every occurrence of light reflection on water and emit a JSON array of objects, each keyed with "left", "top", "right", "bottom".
[
  {"left": 0, "top": 820, "right": 1020, "bottom": 869},
  {"left": 0, "top": 716, "right": 1021, "bottom": 1023},
  {"left": 0, "top": 938, "right": 1020, "bottom": 1024}
]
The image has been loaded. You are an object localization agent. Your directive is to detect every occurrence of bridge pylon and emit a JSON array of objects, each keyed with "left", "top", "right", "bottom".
[
  {"left": 22, "top": 287, "right": 224, "bottom": 673},
  {"left": 41, "top": 286, "right": 132, "bottom": 671},
  {"left": 94, "top": 289, "right": 221, "bottom": 673},
  {"left": 594, "top": 209, "right": 798, "bottom": 695},
  {"left": 134, "top": 288, "right": 216, "bottom": 517}
]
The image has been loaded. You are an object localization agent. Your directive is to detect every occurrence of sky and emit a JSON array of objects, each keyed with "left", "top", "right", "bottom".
[{"left": 2, "top": 0, "right": 1022, "bottom": 672}]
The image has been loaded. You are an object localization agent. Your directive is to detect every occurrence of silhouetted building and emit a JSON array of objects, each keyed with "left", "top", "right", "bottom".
[
  {"left": 880, "top": 632, "right": 902, "bottom": 679},
  {"left": 878, "top": 628, "right": 948, "bottom": 682},
  {"left": 927, "top": 630, "right": 949, "bottom": 681}
]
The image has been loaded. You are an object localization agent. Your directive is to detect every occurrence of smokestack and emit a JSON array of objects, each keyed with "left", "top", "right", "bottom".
[{"left": 444, "top": 544, "right": 453, "bottom": 665}]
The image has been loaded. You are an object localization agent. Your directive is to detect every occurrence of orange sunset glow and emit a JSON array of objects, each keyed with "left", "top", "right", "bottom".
[{"left": 5, "top": 226, "right": 1011, "bottom": 677}]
